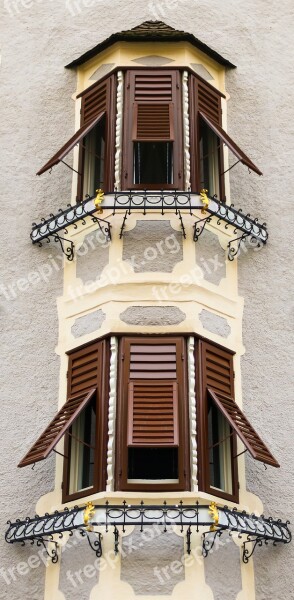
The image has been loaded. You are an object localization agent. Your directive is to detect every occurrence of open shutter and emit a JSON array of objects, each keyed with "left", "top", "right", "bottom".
[
  {"left": 18, "top": 388, "right": 96, "bottom": 467},
  {"left": 200, "top": 340, "right": 235, "bottom": 397},
  {"left": 208, "top": 388, "right": 279, "bottom": 467},
  {"left": 200, "top": 111, "right": 262, "bottom": 175},
  {"left": 127, "top": 380, "right": 179, "bottom": 446},
  {"left": 37, "top": 112, "right": 105, "bottom": 176},
  {"left": 122, "top": 69, "right": 183, "bottom": 188}
]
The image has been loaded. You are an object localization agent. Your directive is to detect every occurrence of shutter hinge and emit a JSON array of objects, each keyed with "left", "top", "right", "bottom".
[
  {"left": 121, "top": 353, "right": 125, "bottom": 361},
  {"left": 61, "top": 481, "right": 64, "bottom": 490},
  {"left": 176, "top": 83, "right": 180, "bottom": 89},
  {"left": 127, "top": 83, "right": 130, "bottom": 89},
  {"left": 181, "top": 353, "right": 184, "bottom": 361},
  {"left": 233, "top": 371, "right": 235, "bottom": 379},
  {"left": 238, "top": 481, "right": 240, "bottom": 489},
  {"left": 66, "top": 371, "right": 68, "bottom": 379}
]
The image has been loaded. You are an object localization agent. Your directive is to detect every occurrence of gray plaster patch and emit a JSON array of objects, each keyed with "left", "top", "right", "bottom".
[
  {"left": 190, "top": 63, "right": 214, "bottom": 80},
  {"left": 123, "top": 220, "right": 183, "bottom": 272},
  {"left": 195, "top": 230, "right": 226, "bottom": 284},
  {"left": 76, "top": 231, "right": 110, "bottom": 284},
  {"left": 199, "top": 309, "right": 231, "bottom": 338},
  {"left": 204, "top": 533, "right": 242, "bottom": 600},
  {"left": 121, "top": 527, "right": 184, "bottom": 595},
  {"left": 132, "top": 55, "right": 175, "bottom": 65},
  {"left": 90, "top": 63, "right": 115, "bottom": 80},
  {"left": 120, "top": 306, "right": 186, "bottom": 325},
  {"left": 71, "top": 309, "right": 106, "bottom": 338},
  {"left": 59, "top": 532, "right": 99, "bottom": 598}
]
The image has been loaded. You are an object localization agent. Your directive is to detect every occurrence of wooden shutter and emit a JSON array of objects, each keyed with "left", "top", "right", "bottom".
[
  {"left": 18, "top": 388, "right": 96, "bottom": 467},
  {"left": 199, "top": 111, "right": 262, "bottom": 175},
  {"left": 116, "top": 336, "right": 189, "bottom": 490},
  {"left": 189, "top": 74, "right": 224, "bottom": 196},
  {"left": 129, "top": 341, "right": 178, "bottom": 379},
  {"left": 208, "top": 388, "right": 280, "bottom": 467},
  {"left": 77, "top": 74, "right": 116, "bottom": 196},
  {"left": 37, "top": 112, "right": 105, "bottom": 176},
  {"left": 133, "top": 103, "right": 174, "bottom": 141},
  {"left": 200, "top": 341, "right": 234, "bottom": 397},
  {"left": 127, "top": 380, "right": 179, "bottom": 446},
  {"left": 67, "top": 341, "right": 104, "bottom": 397},
  {"left": 122, "top": 69, "right": 183, "bottom": 189}
]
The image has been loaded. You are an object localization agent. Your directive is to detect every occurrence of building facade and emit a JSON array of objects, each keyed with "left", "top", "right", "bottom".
[{"left": 1, "top": 4, "right": 293, "bottom": 600}]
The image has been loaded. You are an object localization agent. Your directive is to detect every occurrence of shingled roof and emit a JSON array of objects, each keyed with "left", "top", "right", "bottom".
[{"left": 65, "top": 20, "right": 236, "bottom": 69}]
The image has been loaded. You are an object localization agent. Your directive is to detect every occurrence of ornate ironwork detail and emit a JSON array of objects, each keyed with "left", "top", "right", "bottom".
[
  {"left": 242, "top": 535, "right": 264, "bottom": 563},
  {"left": 113, "top": 525, "right": 119, "bottom": 555},
  {"left": 79, "top": 529, "right": 103, "bottom": 558},
  {"left": 193, "top": 215, "right": 212, "bottom": 241},
  {"left": 186, "top": 524, "right": 192, "bottom": 554},
  {"left": 202, "top": 528, "right": 223, "bottom": 557},
  {"left": 30, "top": 192, "right": 268, "bottom": 261},
  {"left": 5, "top": 503, "right": 290, "bottom": 565}
]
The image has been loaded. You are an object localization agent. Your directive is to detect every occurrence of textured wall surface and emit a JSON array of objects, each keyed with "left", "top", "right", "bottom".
[
  {"left": 1, "top": 1, "right": 293, "bottom": 599},
  {"left": 58, "top": 533, "right": 100, "bottom": 599},
  {"left": 71, "top": 308, "right": 106, "bottom": 337},
  {"left": 120, "top": 528, "right": 184, "bottom": 595},
  {"left": 119, "top": 305, "right": 186, "bottom": 325},
  {"left": 122, "top": 221, "right": 183, "bottom": 272},
  {"left": 204, "top": 533, "right": 242, "bottom": 600},
  {"left": 76, "top": 231, "right": 110, "bottom": 285},
  {"left": 195, "top": 230, "right": 226, "bottom": 285},
  {"left": 199, "top": 309, "right": 231, "bottom": 337}
]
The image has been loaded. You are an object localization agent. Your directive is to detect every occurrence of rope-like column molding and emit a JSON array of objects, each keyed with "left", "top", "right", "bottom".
[
  {"left": 188, "top": 336, "right": 198, "bottom": 491},
  {"left": 106, "top": 337, "right": 118, "bottom": 491},
  {"left": 182, "top": 71, "right": 191, "bottom": 192},
  {"left": 114, "top": 70, "right": 124, "bottom": 191}
]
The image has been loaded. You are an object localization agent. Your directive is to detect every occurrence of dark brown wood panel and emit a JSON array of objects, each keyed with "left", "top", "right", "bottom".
[
  {"left": 18, "top": 389, "right": 96, "bottom": 467},
  {"left": 122, "top": 69, "right": 183, "bottom": 189},
  {"left": 116, "top": 336, "right": 190, "bottom": 491},
  {"left": 127, "top": 380, "right": 179, "bottom": 446},
  {"left": 196, "top": 339, "right": 239, "bottom": 502},
  {"left": 208, "top": 388, "right": 279, "bottom": 467}
]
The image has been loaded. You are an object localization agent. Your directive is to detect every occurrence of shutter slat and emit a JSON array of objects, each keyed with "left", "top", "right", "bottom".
[
  {"left": 208, "top": 388, "right": 279, "bottom": 468},
  {"left": 127, "top": 381, "right": 179, "bottom": 447},
  {"left": 18, "top": 388, "right": 96, "bottom": 467}
]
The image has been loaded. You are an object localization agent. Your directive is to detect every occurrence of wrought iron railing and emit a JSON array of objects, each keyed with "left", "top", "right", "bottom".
[
  {"left": 30, "top": 191, "right": 268, "bottom": 261},
  {"left": 5, "top": 501, "right": 290, "bottom": 564}
]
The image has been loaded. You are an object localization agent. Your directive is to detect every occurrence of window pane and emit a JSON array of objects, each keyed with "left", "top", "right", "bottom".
[
  {"left": 208, "top": 400, "right": 233, "bottom": 494},
  {"left": 69, "top": 397, "right": 96, "bottom": 494},
  {"left": 133, "top": 142, "right": 173, "bottom": 185},
  {"left": 199, "top": 120, "right": 220, "bottom": 198},
  {"left": 128, "top": 447, "right": 178, "bottom": 481},
  {"left": 83, "top": 117, "right": 105, "bottom": 197}
]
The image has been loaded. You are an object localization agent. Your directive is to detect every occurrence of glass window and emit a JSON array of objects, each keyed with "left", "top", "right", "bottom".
[
  {"left": 68, "top": 396, "right": 96, "bottom": 495},
  {"left": 207, "top": 399, "right": 233, "bottom": 495},
  {"left": 133, "top": 142, "right": 173, "bottom": 185}
]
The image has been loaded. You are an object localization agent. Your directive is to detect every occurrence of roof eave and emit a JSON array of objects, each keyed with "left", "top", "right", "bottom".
[{"left": 65, "top": 33, "right": 236, "bottom": 70}]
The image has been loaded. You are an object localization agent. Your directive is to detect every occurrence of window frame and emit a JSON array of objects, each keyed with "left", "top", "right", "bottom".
[
  {"left": 122, "top": 68, "right": 184, "bottom": 191},
  {"left": 76, "top": 73, "right": 117, "bottom": 201},
  {"left": 115, "top": 335, "right": 190, "bottom": 492},
  {"left": 195, "top": 339, "right": 239, "bottom": 503},
  {"left": 62, "top": 340, "right": 110, "bottom": 503}
]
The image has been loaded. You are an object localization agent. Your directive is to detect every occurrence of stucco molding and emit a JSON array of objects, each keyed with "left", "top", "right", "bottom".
[{"left": 106, "top": 336, "right": 118, "bottom": 491}]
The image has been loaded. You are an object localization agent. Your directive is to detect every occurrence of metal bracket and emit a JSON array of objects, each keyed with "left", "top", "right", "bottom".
[
  {"left": 119, "top": 211, "right": 128, "bottom": 239},
  {"left": 38, "top": 233, "right": 74, "bottom": 262},
  {"left": 193, "top": 215, "right": 212, "bottom": 242},
  {"left": 27, "top": 537, "right": 59, "bottom": 564},
  {"left": 186, "top": 525, "right": 192, "bottom": 554},
  {"left": 242, "top": 536, "right": 264, "bottom": 563},
  {"left": 178, "top": 211, "right": 186, "bottom": 239},
  {"left": 227, "top": 233, "right": 250, "bottom": 261},
  {"left": 79, "top": 529, "right": 103, "bottom": 558},
  {"left": 202, "top": 528, "right": 223, "bottom": 558},
  {"left": 114, "top": 525, "right": 119, "bottom": 554}
]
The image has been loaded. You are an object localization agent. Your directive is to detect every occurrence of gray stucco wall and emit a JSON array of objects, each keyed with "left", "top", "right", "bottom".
[{"left": 0, "top": 2, "right": 293, "bottom": 600}]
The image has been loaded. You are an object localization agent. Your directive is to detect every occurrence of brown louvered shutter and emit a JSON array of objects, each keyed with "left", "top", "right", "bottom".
[
  {"left": 122, "top": 69, "right": 183, "bottom": 189},
  {"left": 116, "top": 336, "right": 189, "bottom": 491},
  {"left": 201, "top": 341, "right": 234, "bottom": 397},
  {"left": 18, "top": 388, "right": 96, "bottom": 467},
  {"left": 127, "top": 381, "right": 179, "bottom": 446},
  {"left": 189, "top": 74, "right": 224, "bottom": 197},
  {"left": 208, "top": 389, "right": 279, "bottom": 467},
  {"left": 77, "top": 74, "right": 116, "bottom": 196},
  {"left": 67, "top": 340, "right": 104, "bottom": 397}
]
